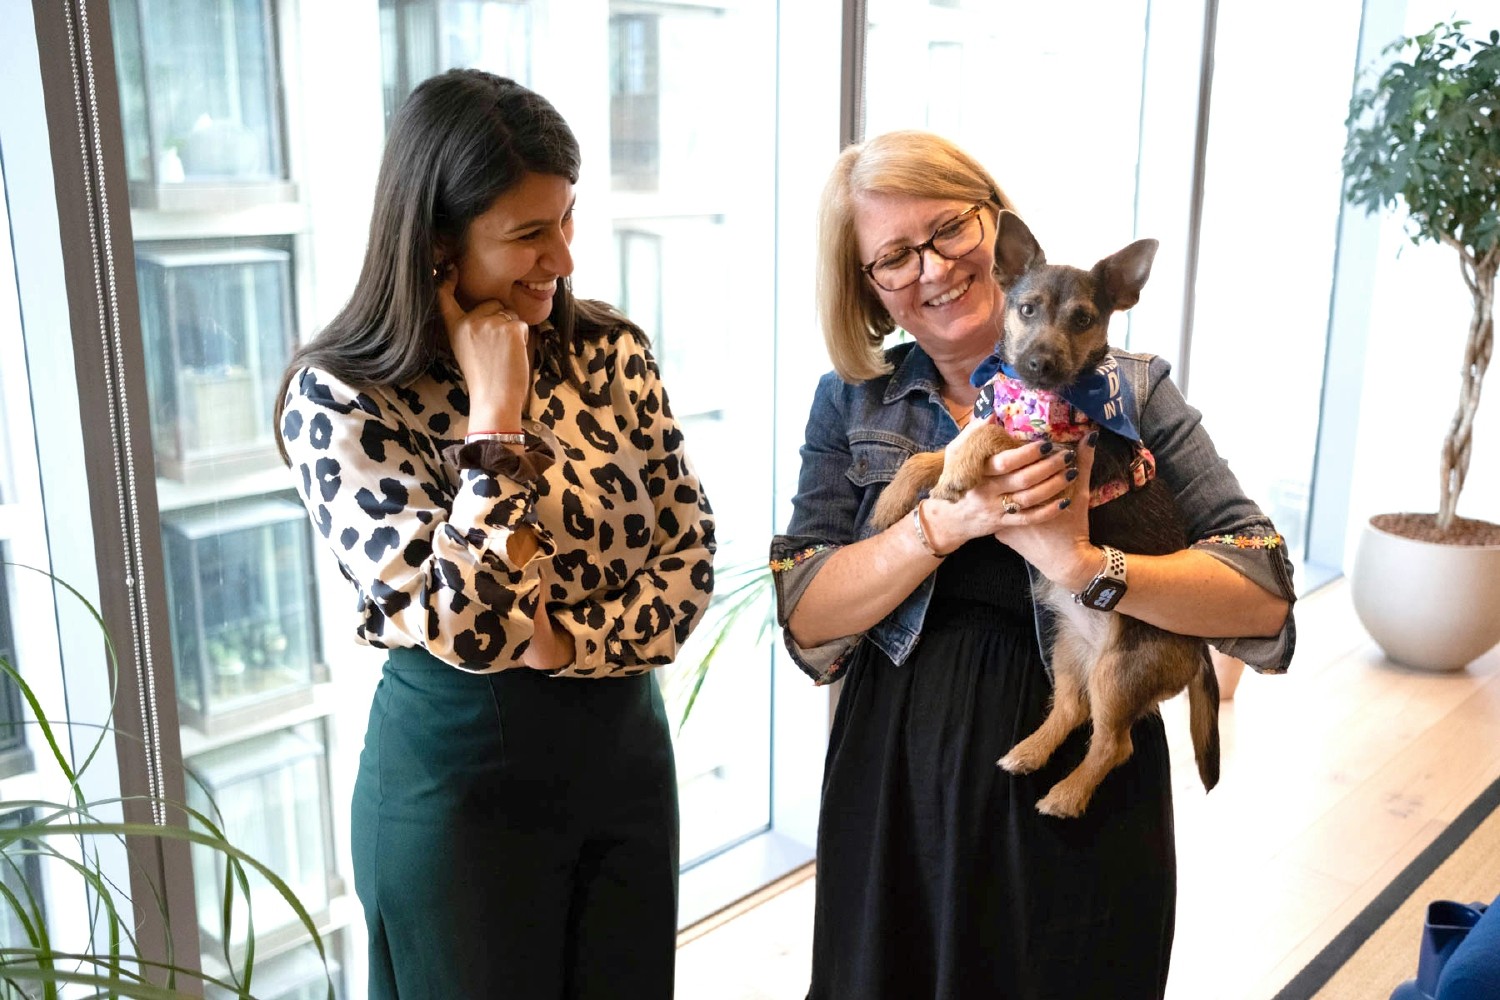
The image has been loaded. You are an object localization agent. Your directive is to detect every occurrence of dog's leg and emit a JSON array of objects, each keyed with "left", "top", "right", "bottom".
[
  {"left": 869, "top": 423, "right": 1021, "bottom": 531},
  {"left": 930, "top": 424, "right": 1020, "bottom": 501},
  {"left": 998, "top": 628, "right": 1091, "bottom": 775},
  {"left": 869, "top": 451, "right": 947, "bottom": 531},
  {"left": 1035, "top": 642, "right": 1137, "bottom": 818}
]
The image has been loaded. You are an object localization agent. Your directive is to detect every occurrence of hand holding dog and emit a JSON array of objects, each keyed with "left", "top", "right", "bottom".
[
  {"left": 921, "top": 422, "right": 1087, "bottom": 555},
  {"left": 992, "top": 431, "right": 1101, "bottom": 593}
]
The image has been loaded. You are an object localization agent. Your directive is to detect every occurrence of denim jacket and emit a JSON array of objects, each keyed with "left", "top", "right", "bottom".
[{"left": 770, "top": 341, "right": 1297, "bottom": 685}]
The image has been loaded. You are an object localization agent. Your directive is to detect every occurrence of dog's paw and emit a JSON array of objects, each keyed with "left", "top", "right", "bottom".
[
  {"left": 997, "top": 749, "right": 1041, "bottom": 775},
  {"left": 1035, "top": 784, "right": 1091, "bottom": 819}
]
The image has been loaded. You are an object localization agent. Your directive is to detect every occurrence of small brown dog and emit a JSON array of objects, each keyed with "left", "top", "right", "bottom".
[{"left": 870, "top": 210, "right": 1219, "bottom": 818}]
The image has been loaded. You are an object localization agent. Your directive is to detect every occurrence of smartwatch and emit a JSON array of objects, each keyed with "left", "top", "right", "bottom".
[{"left": 1075, "top": 545, "right": 1127, "bottom": 611}]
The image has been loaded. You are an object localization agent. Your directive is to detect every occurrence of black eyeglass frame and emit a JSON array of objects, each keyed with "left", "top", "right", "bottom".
[{"left": 859, "top": 202, "right": 988, "bottom": 292}]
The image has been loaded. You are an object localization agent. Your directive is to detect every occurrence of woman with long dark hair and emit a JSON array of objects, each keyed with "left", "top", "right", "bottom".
[{"left": 276, "top": 70, "right": 715, "bottom": 998}]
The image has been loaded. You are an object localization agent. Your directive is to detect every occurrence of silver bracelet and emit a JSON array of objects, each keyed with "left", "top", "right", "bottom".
[
  {"left": 912, "top": 500, "right": 946, "bottom": 558},
  {"left": 465, "top": 431, "right": 526, "bottom": 445}
]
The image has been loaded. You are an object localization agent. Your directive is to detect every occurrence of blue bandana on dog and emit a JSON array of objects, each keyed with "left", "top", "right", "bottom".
[{"left": 970, "top": 351, "right": 1142, "bottom": 443}]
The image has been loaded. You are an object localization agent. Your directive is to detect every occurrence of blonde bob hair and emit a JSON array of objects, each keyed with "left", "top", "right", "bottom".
[{"left": 817, "top": 130, "right": 1018, "bottom": 383}]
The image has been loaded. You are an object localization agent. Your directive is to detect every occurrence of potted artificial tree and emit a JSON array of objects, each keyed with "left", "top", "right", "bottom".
[{"left": 1343, "top": 20, "right": 1500, "bottom": 671}]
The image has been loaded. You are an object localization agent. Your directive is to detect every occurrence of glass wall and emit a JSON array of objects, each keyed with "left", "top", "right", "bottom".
[
  {"left": 863, "top": 0, "right": 1148, "bottom": 264},
  {"left": 0, "top": 115, "right": 126, "bottom": 973},
  {"left": 860, "top": 0, "right": 1352, "bottom": 584},
  {"left": 1187, "top": 0, "right": 1365, "bottom": 568},
  {"left": 0, "top": 143, "right": 50, "bottom": 950}
]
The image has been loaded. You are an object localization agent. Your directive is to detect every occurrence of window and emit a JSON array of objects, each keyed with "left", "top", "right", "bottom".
[
  {"left": 860, "top": 0, "right": 1349, "bottom": 589},
  {"left": 0, "top": 171, "right": 36, "bottom": 784},
  {"left": 113, "top": 0, "right": 292, "bottom": 210},
  {"left": 1186, "top": 0, "right": 1365, "bottom": 572},
  {"left": 0, "top": 563, "right": 30, "bottom": 778},
  {"left": 864, "top": 0, "right": 1148, "bottom": 262},
  {"left": 611, "top": 13, "right": 661, "bottom": 190},
  {"left": 0, "top": 85, "right": 136, "bottom": 978},
  {"left": 187, "top": 723, "right": 334, "bottom": 953},
  {"left": 136, "top": 243, "right": 297, "bottom": 482},
  {"left": 163, "top": 497, "right": 319, "bottom": 734},
  {"left": 617, "top": 228, "right": 664, "bottom": 347},
  {"left": 379, "top": 0, "right": 534, "bottom": 123},
  {"left": 0, "top": 809, "right": 45, "bottom": 948},
  {"left": 115, "top": 0, "right": 347, "bottom": 986}
]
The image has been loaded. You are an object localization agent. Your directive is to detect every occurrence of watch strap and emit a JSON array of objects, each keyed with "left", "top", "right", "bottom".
[{"left": 1075, "top": 545, "right": 1128, "bottom": 611}]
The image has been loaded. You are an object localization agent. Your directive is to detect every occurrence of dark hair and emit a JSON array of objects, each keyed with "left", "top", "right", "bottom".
[{"left": 275, "top": 69, "right": 632, "bottom": 460}]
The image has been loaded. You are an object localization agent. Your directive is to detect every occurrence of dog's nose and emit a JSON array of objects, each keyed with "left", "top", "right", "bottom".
[{"left": 1024, "top": 355, "right": 1059, "bottom": 384}]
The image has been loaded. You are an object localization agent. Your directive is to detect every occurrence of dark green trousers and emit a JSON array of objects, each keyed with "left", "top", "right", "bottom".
[{"left": 352, "top": 647, "right": 679, "bottom": 999}]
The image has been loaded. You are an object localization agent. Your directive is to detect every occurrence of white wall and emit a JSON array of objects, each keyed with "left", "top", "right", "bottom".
[{"left": 1343, "top": 0, "right": 1500, "bottom": 568}]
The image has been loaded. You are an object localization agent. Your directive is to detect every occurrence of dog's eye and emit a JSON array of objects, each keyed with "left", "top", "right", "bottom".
[
  {"left": 1018, "top": 303, "right": 1036, "bottom": 318},
  {"left": 1071, "top": 310, "right": 1095, "bottom": 330}
]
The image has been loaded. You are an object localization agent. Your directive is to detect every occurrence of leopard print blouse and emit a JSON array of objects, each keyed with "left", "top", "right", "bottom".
[{"left": 279, "top": 325, "right": 716, "bottom": 676}]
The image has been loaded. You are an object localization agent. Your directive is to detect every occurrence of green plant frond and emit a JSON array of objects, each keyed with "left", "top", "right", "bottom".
[
  {"left": 5, "top": 835, "right": 134, "bottom": 947},
  {"left": 2, "top": 798, "right": 179, "bottom": 951},
  {"left": 0, "top": 820, "right": 326, "bottom": 996},
  {"left": 36, "top": 819, "right": 321, "bottom": 946},
  {"left": 667, "top": 564, "right": 776, "bottom": 732},
  {"left": 0, "top": 563, "right": 122, "bottom": 785},
  {"left": 0, "top": 880, "right": 45, "bottom": 957},
  {"left": 0, "top": 660, "right": 81, "bottom": 799},
  {"left": 3, "top": 794, "right": 322, "bottom": 993},
  {"left": 0, "top": 565, "right": 333, "bottom": 999},
  {"left": 217, "top": 849, "right": 257, "bottom": 997},
  {"left": 0, "top": 949, "right": 286, "bottom": 999}
]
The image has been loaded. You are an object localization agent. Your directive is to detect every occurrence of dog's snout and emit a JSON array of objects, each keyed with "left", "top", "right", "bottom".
[{"left": 1022, "top": 354, "right": 1062, "bottom": 386}]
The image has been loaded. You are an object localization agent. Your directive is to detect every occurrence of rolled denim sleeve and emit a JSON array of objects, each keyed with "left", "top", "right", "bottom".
[
  {"left": 770, "top": 537, "right": 856, "bottom": 684},
  {"left": 770, "top": 372, "right": 868, "bottom": 684},
  {"left": 1135, "top": 354, "right": 1297, "bottom": 672}
]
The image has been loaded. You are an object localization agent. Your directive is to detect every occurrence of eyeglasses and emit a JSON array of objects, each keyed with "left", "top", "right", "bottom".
[{"left": 860, "top": 203, "right": 988, "bottom": 292}]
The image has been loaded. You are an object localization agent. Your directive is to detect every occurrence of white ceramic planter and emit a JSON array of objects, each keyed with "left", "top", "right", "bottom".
[{"left": 1350, "top": 518, "right": 1500, "bottom": 671}]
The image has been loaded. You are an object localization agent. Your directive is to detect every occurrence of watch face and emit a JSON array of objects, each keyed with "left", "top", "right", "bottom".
[{"left": 1082, "top": 580, "right": 1125, "bottom": 611}]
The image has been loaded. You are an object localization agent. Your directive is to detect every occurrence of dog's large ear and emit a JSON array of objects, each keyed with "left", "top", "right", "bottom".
[
  {"left": 992, "top": 210, "right": 1045, "bottom": 289},
  {"left": 1094, "top": 238, "right": 1159, "bottom": 311}
]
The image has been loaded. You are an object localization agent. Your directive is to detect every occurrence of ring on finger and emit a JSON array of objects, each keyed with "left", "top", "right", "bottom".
[{"left": 1000, "top": 493, "right": 1022, "bottom": 516}]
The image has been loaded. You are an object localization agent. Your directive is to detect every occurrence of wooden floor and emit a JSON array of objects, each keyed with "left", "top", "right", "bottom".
[{"left": 673, "top": 577, "right": 1500, "bottom": 999}]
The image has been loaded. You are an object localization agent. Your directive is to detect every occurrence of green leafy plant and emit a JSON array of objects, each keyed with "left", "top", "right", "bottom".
[
  {"left": 662, "top": 559, "right": 775, "bottom": 734},
  {"left": 0, "top": 564, "right": 332, "bottom": 999},
  {"left": 1343, "top": 20, "right": 1499, "bottom": 534}
]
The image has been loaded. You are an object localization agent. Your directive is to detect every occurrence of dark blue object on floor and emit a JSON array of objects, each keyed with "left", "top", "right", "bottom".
[
  {"left": 1436, "top": 891, "right": 1500, "bottom": 1000},
  {"left": 1390, "top": 895, "right": 1500, "bottom": 1000}
]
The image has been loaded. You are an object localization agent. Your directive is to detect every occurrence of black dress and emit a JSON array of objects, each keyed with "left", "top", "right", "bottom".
[{"left": 807, "top": 537, "right": 1176, "bottom": 1000}]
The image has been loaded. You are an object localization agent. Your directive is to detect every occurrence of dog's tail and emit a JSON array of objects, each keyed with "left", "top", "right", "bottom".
[
  {"left": 869, "top": 451, "right": 948, "bottom": 531},
  {"left": 1188, "top": 644, "right": 1221, "bottom": 792}
]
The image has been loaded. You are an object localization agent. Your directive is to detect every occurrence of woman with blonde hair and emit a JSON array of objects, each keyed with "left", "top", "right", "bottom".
[{"left": 772, "top": 130, "right": 1294, "bottom": 999}]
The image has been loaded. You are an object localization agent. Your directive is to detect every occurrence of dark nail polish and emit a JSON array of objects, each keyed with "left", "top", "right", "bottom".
[
  {"left": 1086, "top": 430, "right": 1099, "bottom": 447},
  {"left": 1063, "top": 449, "right": 1077, "bottom": 466},
  {"left": 1065, "top": 468, "right": 1079, "bottom": 482},
  {"left": 1039, "top": 441, "right": 1054, "bottom": 455},
  {"left": 1059, "top": 498, "right": 1071, "bottom": 510}
]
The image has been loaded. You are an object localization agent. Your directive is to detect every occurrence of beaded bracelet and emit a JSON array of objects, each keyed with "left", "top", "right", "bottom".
[
  {"left": 466, "top": 431, "right": 526, "bottom": 445},
  {"left": 912, "top": 500, "right": 947, "bottom": 558}
]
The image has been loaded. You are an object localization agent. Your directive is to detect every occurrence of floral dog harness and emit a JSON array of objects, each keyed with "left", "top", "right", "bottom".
[{"left": 969, "top": 352, "right": 1156, "bottom": 508}]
